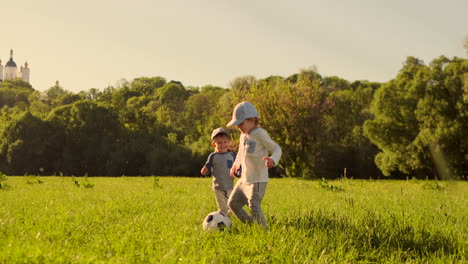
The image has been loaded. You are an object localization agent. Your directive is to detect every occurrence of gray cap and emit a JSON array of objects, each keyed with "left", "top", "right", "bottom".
[
  {"left": 211, "top": 128, "right": 230, "bottom": 140},
  {"left": 226, "top": 101, "right": 258, "bottom": 126}
]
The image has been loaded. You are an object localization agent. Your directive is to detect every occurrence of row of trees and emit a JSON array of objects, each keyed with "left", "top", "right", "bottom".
[{"left": 0, "top": 55, "right": 466, "bottom": 179}]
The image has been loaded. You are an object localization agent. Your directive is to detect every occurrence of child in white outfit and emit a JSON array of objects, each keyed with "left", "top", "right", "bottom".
[{"left": 226, "top": 101, "right": 282, "bottom": 230}]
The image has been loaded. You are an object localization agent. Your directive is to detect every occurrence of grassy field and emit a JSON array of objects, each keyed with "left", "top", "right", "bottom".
[{"left": 0, "top": 176, "right": 466, "bottom": 263}]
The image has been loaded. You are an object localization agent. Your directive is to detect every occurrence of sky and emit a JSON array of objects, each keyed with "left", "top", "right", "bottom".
[{"left": 2, "top": 0, "right": 467, "bottom": 93}]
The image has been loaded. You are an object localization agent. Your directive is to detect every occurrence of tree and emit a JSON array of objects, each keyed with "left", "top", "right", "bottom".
[
  {"left": 130, "top": 76, "right": 166, "bottom": 96},
  {"left": 317, "top": 80, "right": 381, "bottom": 178},
  {"left": 28, "top": 91, "right": 51, "bottom": 117},
  {"left": 229, "top": 75, "right": 256, "bottom": 95},
  {"left": 0, "top": 79, "right": 34, "bottom": 108},
  {"left": 412, "top": 56, "right": 467, "bottom": 179},
  {"left": 364, "top": 56, "right": 467, "bottom": 179},
  {"left": 183, "top": 85, "right": 229, "bottom": 158},
  {"left": 47, "top": 100, "right": 125, "bottom": 176},
  {"left": 0, "top": 112, "right": 56, "bottom": 175},
  {"left": 123, "top": 95, "right": 155, "bottom": 131},
  {"left": 184, "top": 85, "right": 227, "bottom": 131},
  {"left": 156, "top": 82, "right": 189, "bottom": 112},
  {"left": 82, "top": 88, "right": 101, "bottom": 100},
  {"left": 44, "top": 83, "right": 67, "bottom": 102},
  {"left": 0, "top": 79, "right": 33, "bottom": 91},
  {"left": 321, "top": 76, "right": 350, "bottom": 92}
]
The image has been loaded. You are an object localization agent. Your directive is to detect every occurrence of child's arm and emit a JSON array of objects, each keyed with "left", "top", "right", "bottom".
[
  {"left": 230, "top": 147, "right": 242, "bottom": 178},
  {"left": 201, "top": 166, "right": 209, "bottom": 176},
  {"left": 259, "top": 129, "right": 282, "bottom": 168},
  {"left": 202, "top": 153, "right": 215, "bottom": 176}
]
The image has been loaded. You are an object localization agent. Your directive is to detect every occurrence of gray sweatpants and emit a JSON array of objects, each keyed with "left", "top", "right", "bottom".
[
  {"left": 213, "top": 188, "right": 232, "bottom": 215},
  {"left": 227, "top": 181, "right": 268, "bottom": 230}
]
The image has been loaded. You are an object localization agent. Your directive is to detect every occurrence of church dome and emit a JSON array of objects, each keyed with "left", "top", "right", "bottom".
[{"left": 5, "top": 58, "right": 17, "bottom": 67}]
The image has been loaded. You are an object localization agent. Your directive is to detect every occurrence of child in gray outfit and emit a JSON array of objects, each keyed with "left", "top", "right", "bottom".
[{"left": 201, "top": 128, "right": 237, "bottom": 215}]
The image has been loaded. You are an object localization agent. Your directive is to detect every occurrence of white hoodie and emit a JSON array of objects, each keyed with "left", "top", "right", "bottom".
[{"left": 234, "top": 127, "right": 282, "bottom": 184}]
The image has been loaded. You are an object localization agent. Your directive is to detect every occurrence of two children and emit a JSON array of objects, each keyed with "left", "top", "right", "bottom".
[{"left": 202, "top": 101, "right": 282, "bottom": 230}]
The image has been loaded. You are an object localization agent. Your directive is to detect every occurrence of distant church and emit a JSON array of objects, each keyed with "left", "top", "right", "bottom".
[{"left": 0, "top": 49, "right": 30, "bottom": 83}]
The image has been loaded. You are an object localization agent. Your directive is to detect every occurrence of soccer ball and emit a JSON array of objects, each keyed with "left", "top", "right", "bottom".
[{"left": 202, "top": 211, "right": 231, "bottom": 231}]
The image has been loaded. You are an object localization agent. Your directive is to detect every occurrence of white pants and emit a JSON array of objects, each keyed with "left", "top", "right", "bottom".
[{"left": 228, "top": 181, "right": 268, "bottom": 230}]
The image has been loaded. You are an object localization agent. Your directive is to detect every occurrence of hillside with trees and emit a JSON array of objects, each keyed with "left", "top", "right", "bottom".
[{"left": 0, "top": 55, "right": 466, "bottom": 179}]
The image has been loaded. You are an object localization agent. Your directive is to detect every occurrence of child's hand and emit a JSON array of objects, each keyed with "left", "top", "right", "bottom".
[
  {"left": 263, "top": 157, "right": 275, "bottom": 168},
  {"left": 201, "top": 166, "right": 208, "bottom": 176},
  {"left": 230, "top": 166, "right": 237, "bottom": 178}
]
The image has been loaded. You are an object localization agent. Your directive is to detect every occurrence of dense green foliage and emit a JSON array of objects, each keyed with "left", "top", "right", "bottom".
[
  {"left": 0, "top": 177, "right": 466, "bottom": 263},
  {"left": 364, "top": 57, "right": 467, "bottom": 179},
  {"left": 0, "top": 54, "right": 466, "bottom": 179}
]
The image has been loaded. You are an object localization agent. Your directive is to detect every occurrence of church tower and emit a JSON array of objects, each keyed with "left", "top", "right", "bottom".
[
  {"left": 1, "top": 49, "right": 30, "bottom": 83},
  {"left": 21, "top": 62, "right": 30, "bottom": 83},
  {"left": 4, "top": 49, "right": 18, "bottom": 80}
]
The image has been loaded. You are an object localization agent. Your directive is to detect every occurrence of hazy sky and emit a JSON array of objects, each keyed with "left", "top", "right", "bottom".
[{"left": 2, "top": 0, "right": 467, "bottom": 93}]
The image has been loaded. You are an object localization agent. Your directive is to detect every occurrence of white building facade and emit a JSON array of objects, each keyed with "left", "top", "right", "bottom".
[{"left": 0, "top": 49, "right": 30, "bottom": 83}]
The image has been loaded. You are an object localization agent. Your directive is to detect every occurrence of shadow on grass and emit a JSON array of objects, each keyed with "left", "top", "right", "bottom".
[{"left": 275, "top": 210, "right": 461, "bottom": 260}]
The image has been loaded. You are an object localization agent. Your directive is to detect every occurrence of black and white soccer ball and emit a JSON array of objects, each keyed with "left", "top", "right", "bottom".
[{"left": 202, "top": 211, "right": 231, "bottom": 231}]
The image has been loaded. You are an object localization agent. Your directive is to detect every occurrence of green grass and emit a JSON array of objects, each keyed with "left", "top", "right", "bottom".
[{"left": 0, "top": 177, "right": 466, "bottom": 263}]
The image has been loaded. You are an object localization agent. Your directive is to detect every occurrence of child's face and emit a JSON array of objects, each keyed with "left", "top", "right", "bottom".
[
  {"left": 237, "top": 118, "right": 256, "bottom": 134},
  {"left": 212, "top": 135, "right": 230, "bottom": 153}
]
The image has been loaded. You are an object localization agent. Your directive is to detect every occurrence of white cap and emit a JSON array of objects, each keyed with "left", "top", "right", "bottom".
[
  {"left": 211, "top": 128, "right": 230, "bottom": 140},
  {"left": 226, "top": 101, "right": 258, "bottom": 126}
]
